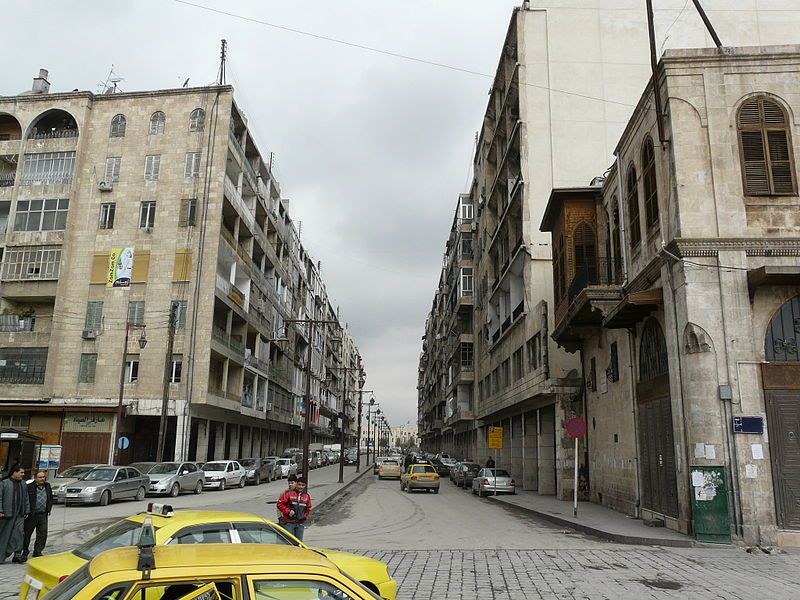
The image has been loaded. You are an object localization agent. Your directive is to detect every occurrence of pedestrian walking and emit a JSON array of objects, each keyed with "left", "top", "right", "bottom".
[
  {"left": 486, "top": 456, "right": 496, "bottom": 469},
  {"left": 403, "top": 453, "right": 415, "bottom": 470},
  {"left": 0, "top": 465, "right": 30, "bottom": 563},
  {"left": 276, "top": 477, "right": 312, "bottom": 541},
  {"left": 20, "top": 470, "right": 52, "bottom": 561},
  {"left": 276, "top": 474, "right": 297, "bottom": 526}
]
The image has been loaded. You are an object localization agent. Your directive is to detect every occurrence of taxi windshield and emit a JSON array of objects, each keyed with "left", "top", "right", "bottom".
[
  {"left": 73, "top": 519, "right": 155, "bottom": 560},
  {"left": 82, "top": 468, "right": 116, "bottom": 481},
  {"left": 203, "top": 463, "right": 226, "bottom": 471},
  {"left": 150, "top": 462, "right": 180, "bottom": 474}
]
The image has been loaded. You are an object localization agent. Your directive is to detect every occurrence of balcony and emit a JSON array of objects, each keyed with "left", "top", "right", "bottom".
[
  {"left": 245, "top": 353, "right": 270, "bottom": 375},
  {"left": 19, "top": 171, "right": 73, "bottom": 186},
  {"left": 211, "top": 323, "right": 245, "bottom": 362},
  {"left": 0, "top": 172, "right": 15, "bottom": 188},
  {"left": 0, "top": 316, "right": 34, "bottom": 332},
  {"left": 228, "top": 130, "right": 258, "bottom": 187},
  {"left": 224, "top": 175, "right": 257, "bottom": 234},
  {"left": 215, "top": 273, "right": 248, "bottom": 311},
  {"left": 30, "top": 129, "right": 78, "bottom": 140}
]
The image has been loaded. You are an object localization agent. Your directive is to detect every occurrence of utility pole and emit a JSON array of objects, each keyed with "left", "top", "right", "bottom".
[
  {"left": 218, "top": 39, "right": 227, "bottom": 85},
  {"left": 157, "top": 303, "right": 178, "bottom": 462},
  {"left": 301, "top": 319, "right": 315, "bottom": 481}
]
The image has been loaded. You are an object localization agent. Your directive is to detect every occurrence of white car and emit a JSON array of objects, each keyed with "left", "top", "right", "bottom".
[
  {"left": 274, "top": 456, "right": 298, "bottom": 478},
  {"left": 200, "top": 460, "right": 246, "bottom": 490}
]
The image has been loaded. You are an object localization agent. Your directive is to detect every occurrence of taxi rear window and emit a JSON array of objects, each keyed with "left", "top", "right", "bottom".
[
  {"left": 412, "top": 465, "right": 436, "bottom": 474},
  {"left": 383, "top": 460, "right": 398, "bottom": 465}
]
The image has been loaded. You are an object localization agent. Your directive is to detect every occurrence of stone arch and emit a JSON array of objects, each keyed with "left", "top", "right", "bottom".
[
  {"left": 0, "top": 112, "right": 23, "bottom": 141},
  {"left": 683, "top": 322, "right": 713, "bottom": 354},
  {"left": 27, "top": 108, "right": 79, "bottom": 139},
  {"left": 765, "top": 295, "right": 800, "bottom": 361},
  {"left": 639, "top": 317, "right": 669, "bottom": 382}
]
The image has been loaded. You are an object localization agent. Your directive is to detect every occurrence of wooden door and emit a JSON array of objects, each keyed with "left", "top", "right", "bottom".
[{"left": 765, "top": 390, "right": 800, "bottom": 529}]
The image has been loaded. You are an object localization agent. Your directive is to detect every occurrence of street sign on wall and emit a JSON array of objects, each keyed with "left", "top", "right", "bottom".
[{"left": 488, "top": 426, "right": 503, "bottom": 449}]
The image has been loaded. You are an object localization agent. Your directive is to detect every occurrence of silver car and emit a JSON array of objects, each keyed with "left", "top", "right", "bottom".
[
  {"left": 52, "top": 464, "right": 101, "bottom": 502},
  {"left": 58, "top": 466, "right": 149, "bottom": 506},
  {"left": 201, "top": 460, "right": 246, "bottom": 490},
  {"left": 146, "top": 461, "right": 204, "bottom": 497},
  {"left": 274, "top": 457, "right": 298, "bottom": 478},
  {"left": 472, "top": 468, "right": 516, "bottom": 496}
]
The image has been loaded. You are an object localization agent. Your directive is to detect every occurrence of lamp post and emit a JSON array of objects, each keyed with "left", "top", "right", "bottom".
[
  {"left": 354, "top": 368, "right": 366, "bottom": 472},
  {"left": 365, "top": 397, "right": 376, "bottom": 468},
  {"left": 374, "top": 408, "right": 381, "bottom": 460},
  {"left": 113, "top": 323, "right": 148, "bottom": 465}
]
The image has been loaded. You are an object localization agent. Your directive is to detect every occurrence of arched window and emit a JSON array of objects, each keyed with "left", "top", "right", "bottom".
[
  {"left": 149, "top": 111, "right": 166, "bottom": 135},
  {"left": 626, "top": 165, "right": 641, "bottom": 248},
  {"left": 573, "top": 222, "right": 597, "bottom": 285},
  {"left": 641, "top": 138, "right": 659, "bottom": 228},
  {"left": 738, "top": 97, "right": 796, "bottom": 196},
  {"left": 110, "top": 114, "right": 126, "bottom": 138},
  {"left": 639, "top": 318, "right": 669, "bottom": 381},
  {"left": 610, "top": 197, "right": 623, "bottom": 282},
  {"left": 189, "top": 108, "right": 205, "bottom": 132},
  {"left": 765, "top": 296, "right": 800, "bottom": 361}
]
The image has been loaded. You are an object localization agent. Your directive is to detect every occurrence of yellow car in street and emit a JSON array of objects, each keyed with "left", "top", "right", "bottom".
[
  {"left": 20, "top": 505, "right": 396, "bottom": 600},
  {"left": 377, "top": 459, "right": 402, "bottom": 480},
  {"left": 399, "top": 464, "right": 440, "bottom": 493},
  {"left": 38, "top": 542, "right": 382, "bottom": 600}
]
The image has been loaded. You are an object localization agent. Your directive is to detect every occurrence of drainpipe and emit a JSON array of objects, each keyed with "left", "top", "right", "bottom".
[{"left": 627, "top": 329, "right": 642, "bottom": 519}]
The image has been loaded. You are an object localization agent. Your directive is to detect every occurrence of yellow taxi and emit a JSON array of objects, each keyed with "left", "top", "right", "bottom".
[
  {"left": 20, "top": 504, "right": 396, "bottom": 600},
  {"left": 399, "top": 464, "right": 439, "bottom": 493},
  {"left": 377, "top": 459, "right": 402, "bottom": 480},
  {"left": 38, "top": 539, "right": 381, "bottom": 600}
]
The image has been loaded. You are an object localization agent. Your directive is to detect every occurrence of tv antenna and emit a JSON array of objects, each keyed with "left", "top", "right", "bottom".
[
  {"left": 99, "top": 66, "right": 124, "bottom": 94},
  {"left": 217, "top": 39, "right": 227, "bottom": 85}
]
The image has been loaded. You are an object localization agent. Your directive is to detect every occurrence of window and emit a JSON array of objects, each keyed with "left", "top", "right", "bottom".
[
  {"left": 1, "top": 246, "right": 61, "bottom": 281},
  {"left": 172, "top": 300, "right": 187, "bottom": 331},
  {"left": 609, "top": 342, "right": 619, "bottom": 382},
  {"left": 20, "top": 151, "right": 76, "bottom": 185},
  {"left": 78, "top": 353, "right": 97, "bottom": 383},
  {"left": 527, "top": 334, "right": 540, "bottom": 371},
  {"left": 639, "top": 319, "right": 669, "bottom": 382},
  {"left": 589, "top": 357, "right": 596, "bottom": 391},
  {"left": 641, "top": 138, "right": 659, "bottom": 228},
  {"left": 189, "top": 108, "right": 205, "bottom": 132},
  {"left": 233, "top": 523, "right": 292, "bottom": 545},
  {"left": 149, "top": 111, "right": 166, "bottom": 135},
  {"left": 460, "top": 342, "right": 473, "bottom": 370},
  {"left": 170, "top": 356, "right": 182, "bottom": 384},
  {"left": 501, "top": 359, "right": 510, "bottom": 389},
  {"left": 610, "top": 198, "right": 623, "bottom": 282},
  {"left": 252, "top": 580, "right": 359, "bottom": 600},
  {"left": 765, "top": 296, "right": 800, "bottom": 361},
  {"left": 179, "top": 198, "right": 197, "bottom": 227},
  {"left": 460, "top": 202, "right": 474, "bottom": 221},
  {"left": 109, "top": 114, "right": 126, "bottom": 138},
  {"left": 84, "top": 301, "right": 103, "bottom": 331},
  {"left": 14, "top": 199, "right": 69, "bottom": 231},
  {"left": 99, "top": 203, "right": 115, "bottom": 229},
  {"left": 512, "top": 347, "right": 524, "bottom": 381},
  {"left": 144, "top": 155, "right": 161, "bottom": 181},
  {"left": 461, "top": 267, "right": 473, "bottom": 296},
  {"left": 128, "top": 301, "right": 145, "bottom": 325},
  {"left": 554, "top": 235, "right": 566, "bottom": 303},
  {"left": 104, "top": 157, "right": 121, "bottom": 182},
  {"left": 626, "top": 165, "right": 641, "bottom": 248},
  {"left": 0, "top": 348, "right": 47, "bottom": 384},
  {"left": 184, "top": 152, "right": 201, "bottom": 178},
  {"left": 140, "top": 201, "right": 156, "bottom": 229},
  {"left": 125, "top": 355, "right": 139, "bottom": 383},
  {"left": 573, "top": 222, "right": 597, "bottom": 286},
  {"left": 738, "top": 97, "right": 796, "bottom": 196}
]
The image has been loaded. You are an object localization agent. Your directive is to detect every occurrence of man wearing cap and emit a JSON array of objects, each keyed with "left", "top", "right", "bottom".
[{"left": 276, "top": 477, "right": 312, "bottom": 541}]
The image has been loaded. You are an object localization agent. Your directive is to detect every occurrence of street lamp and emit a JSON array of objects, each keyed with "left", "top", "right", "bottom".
[
  {"left": 355, "top": 367, "right": 366, "bottom": 472},
  {"left": 365, "top": 396, "right": 376, "bottom": 468},
  {"left": 374, "top": 408, "right": 381, "bottom": 461},
  {"left": 113, "top": 323, "right": 147, "bottom": 465}
]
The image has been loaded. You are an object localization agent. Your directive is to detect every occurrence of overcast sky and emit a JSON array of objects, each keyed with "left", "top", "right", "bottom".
[{"left": 3, "top": 0, "right": 523, "bottom": 426}]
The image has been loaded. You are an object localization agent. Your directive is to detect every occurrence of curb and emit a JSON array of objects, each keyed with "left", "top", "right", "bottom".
[
  {"left": 316, "top": 466, "right": 372, "bottom": 510},
  {"left": 487, "top": 495, "right": 697, "bottom": 547}
]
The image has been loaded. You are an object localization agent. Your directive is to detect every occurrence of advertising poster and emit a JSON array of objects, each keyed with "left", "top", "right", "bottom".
[{"left": 107, "top": 247, "right": 134, "bottom": 288}]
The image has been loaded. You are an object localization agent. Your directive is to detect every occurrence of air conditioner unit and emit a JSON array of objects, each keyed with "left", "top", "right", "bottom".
[
  {"left": 265, "top": 402, "right": 273, "bottom": 412},
  {"left": 98, "top": 181, "right": 113, "bottom": 192},
  {"left": 82, "top": 329, "right": 97, "bottom": 340}
]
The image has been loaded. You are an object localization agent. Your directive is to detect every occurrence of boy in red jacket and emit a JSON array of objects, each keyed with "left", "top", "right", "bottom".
[{"left": 276, "top": 477, "right": 312, "bottom": 541}]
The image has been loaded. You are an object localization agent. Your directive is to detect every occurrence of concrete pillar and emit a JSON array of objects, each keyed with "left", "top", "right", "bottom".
[
  {"left": 195, "top": 419, "right": 209, "bottom": 463},
  {"left": 511, "top": 414, "right": 523, "bottom": 482},
  {"left": 523, "top": 412, "right": 538, "bottom": 490},
  {"left": 538, "top": 406, "right": 557, "bottom": 495},
  {"left": 174, "top": 405, "right": 189, "bottom": 461},
  {"left": 230, "top": 425, "right": 240, "bottom": 459},
  {"left": 214, "top": 421, "right": 225, "bottom": 460}
]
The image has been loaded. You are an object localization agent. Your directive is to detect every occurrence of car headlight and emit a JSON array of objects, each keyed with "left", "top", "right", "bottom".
[
  {"left": 247, "top": 470, "right": 255, "bottom": 476},
  {"left": 58, "top": 485, "right": 66, "bottom": 492},
  {"left": 83, "top": 487, "right": 96, "bottom": 493}
]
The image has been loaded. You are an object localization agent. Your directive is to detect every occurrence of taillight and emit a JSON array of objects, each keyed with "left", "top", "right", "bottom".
[
  {"left": 433, "top": 474, "right": 439, "bottom": 480},
  {"left": 411, "top": 475, "right": 418, "bottom": 480},
  {"left": 482, "top": 479, "right": 490, "bottom": 486},
  {"left": 510, "top": 480, "right": 516, "bottom": 486},
  {"left": 59, "top": 575, "right": 70, "bottom": 583}
]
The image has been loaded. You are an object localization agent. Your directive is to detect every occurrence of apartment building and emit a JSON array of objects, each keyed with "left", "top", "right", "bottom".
[
  {"left": 419, "top": 2, "right": 800, "bottom": 503},
  {"left": 0, "top": 70, "right": 361, "bottom": 471},
  {"left": 541, "top": 45, "right": 800, "bottom": 546}
]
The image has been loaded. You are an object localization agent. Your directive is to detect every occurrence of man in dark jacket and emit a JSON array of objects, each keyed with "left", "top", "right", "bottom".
[
  {"left": 486, "top": 456, "right": 496, "bottom": 469},
  {"left": 0, "top": 465, "right": 30, "bottom": 563},
  {"left": 20, "top": 470, "right": 52, "bottom": 561},
  {"left": 276, "top": 477, "right": 312, "bottom": 541}
]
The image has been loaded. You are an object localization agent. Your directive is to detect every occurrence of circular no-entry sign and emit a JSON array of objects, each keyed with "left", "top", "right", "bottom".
[{"left": 566, "top": 417, "right": 587, "bottom": 439}]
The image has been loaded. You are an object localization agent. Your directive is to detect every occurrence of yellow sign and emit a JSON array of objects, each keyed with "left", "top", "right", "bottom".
[
  {"left": 488, "top": 426, "right": 503, "bottom": 449},
  {"left": 107, "top": 247, "right": 134, "bottom": 288}
]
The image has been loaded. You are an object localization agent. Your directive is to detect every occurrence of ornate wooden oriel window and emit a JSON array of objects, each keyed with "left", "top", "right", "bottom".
[
  {"left": 766, "top": 296, "right": 800, "bottom": 361},
  {"left": 641, "top": 137, "right": 659, "bottom": 227},
  {"left": 572, "top": 222, "right": 597, "bottom": 285},
  {"left": 626, "top": 165, "right": 641, "bottom": 248},
  {"left": 554, "top": 234, "right": 566, "bottom": 304},
  {"left": 639, "top": 318, "right": 669, "bottom": 381},
  {"left": 738, "top": 97, "right": 796, "bottom": 196}
]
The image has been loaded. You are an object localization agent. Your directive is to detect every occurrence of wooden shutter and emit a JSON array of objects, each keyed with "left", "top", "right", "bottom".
[
  {"left": 84, "top": 301, "right": 103, "bottom": 330},
  {"left": 738, "top": 98, "right": 796, "bottom": 195},
  {"left": 132, "top": 251, "right": 150, "bottom": 282},
  {"left": 173, "top": 251, "right": 192, "bottom": 282},
  {"left": 740, "top": 130, "right": 769, "bottom": 195},
  {"left": 767, "top": 130, "right": 794, "bottom": 193},
  {"left": 127, "top": 301, "right": 145, "bottom": 325},
  {"left": 90, "top": 253, "right": 108, "bottom": 283}
]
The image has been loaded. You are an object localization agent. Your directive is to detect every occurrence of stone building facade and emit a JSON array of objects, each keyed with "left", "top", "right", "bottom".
[{"left": 0, "top": 71, "right": 361, "bottom": 472}]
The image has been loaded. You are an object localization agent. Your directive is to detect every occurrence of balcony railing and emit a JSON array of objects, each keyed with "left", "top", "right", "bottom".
[
  {"left": 228, "top": 130, "right": 258, "bottom": 184},
  {"left": 19, "top": 171, "right": 73, "bottom": 186},
  {"left": 567, "top": 257, "right": 623, "bottom": 304},
  {"left": 0, "top": 172, "right": 15, "bottom": 187},
  {"left": 30, "top": 129, "right": 79, "bottom": 140},
  {"left": 245, "top": 353, "right": 270, "bottom": 373},
  {"left": 0, "top": 316, "right": 35, "bottom": 332},
  {"left": 215, "top": 273, "right": 247, "bottom": 310}
]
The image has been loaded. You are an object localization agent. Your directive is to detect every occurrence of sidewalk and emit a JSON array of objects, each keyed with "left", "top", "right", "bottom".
[{"left": 488, "top": 489, "right": 698, "bottom": 547}]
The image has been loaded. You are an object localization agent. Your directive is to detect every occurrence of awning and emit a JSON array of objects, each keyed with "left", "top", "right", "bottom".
[
  {"left": 0, "top": 428, "right": 42, "bottom": 443},
  {"left": 748, "top": 266, "right": 800, "bottom": 298},
  {"left": 604, "top": 289, "right": 663, "bottom": 329}
]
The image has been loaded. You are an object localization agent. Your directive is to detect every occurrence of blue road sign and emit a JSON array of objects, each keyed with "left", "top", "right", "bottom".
[{"left": 118, "top": 436, "right": 130, "bottom": 450}]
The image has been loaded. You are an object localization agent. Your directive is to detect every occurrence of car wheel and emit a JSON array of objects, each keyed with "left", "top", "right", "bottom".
[
  {"left": 434, "top": 488, "right": 439, "bottom": 494},
  {"left": 254, "top": 474, "right": 261, "bottom": 486},
  {"left": 135, "top": 487, "right": 146, "bottom": 501},
  {"left": 219, "top": 480, "right": 226, "bottom": 491},
  {"left": 169, "top": 483, "right": 180, "bottom": 498},
  {"left": 194, "top": 480, "right": 203, "bottom": 494},
  {"left": 239, "top": 477, "right": 245, "bottom": 488},
  {"left": 99, "top": 490, "right": 111, "bottom": 506}
]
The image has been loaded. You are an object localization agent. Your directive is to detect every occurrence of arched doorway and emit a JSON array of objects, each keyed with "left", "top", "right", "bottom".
[
  {"left": 764, "top": 296, "right": 800, "bottom": 529},
  {"left": 637, "top": 318, "right": 679, "bottom": 518}
]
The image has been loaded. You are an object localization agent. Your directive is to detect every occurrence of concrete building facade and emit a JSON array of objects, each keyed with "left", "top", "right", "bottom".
[{"left": 0, "top": 71, "right": 361, "bottom": 472}]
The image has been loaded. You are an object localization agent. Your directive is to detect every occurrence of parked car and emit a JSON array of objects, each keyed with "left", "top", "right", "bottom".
[
  {"left": 472, "top": 468, "right": 516, "bottom": 496},
  {"left": 455, "top": 462, "right": 481, "bottom": 488},
  {"left": 344, "top": 449, "right": 358, "bottom": 465},
  {"left": 201, "top": 460, "right": 246, "bottom": 490},
  {"left": 400, "top": 464, "right": 440, "bottom": 493},
  {"left": 325, "top": 450, "right": 339, "bottom": 464},
  {"left": 130, "top": 462, "right": 157, "bottom": 475},
  {"left": 449, "top": 461, "right": 463, "bottom": 484},
  {"left": 309, "top": 451, "right": 323, "bottom": 469},
  {"left": 431, "top": 458, "right": 451, "bottom": 477},
  {"left": 274, "top": 456, "right": 298, "bottom": 478},
  {"left": 373, "top": 456, "right": 389, "bottom": 475},
  {"left": 147, "top": 461, "right": 204, "bottom": 496},
  {"left": 263, "top": 456, "right": 280, "bottom": 480},
  {"left": 51, "top": 464, "right": 102, "bottom": 501},
  {"left": 57, "top": 465, "right": 149, "bottom": 506},
  {"left": 239, "top": 458, "right": 274, "bottom": 485},
  {"left": 282, "top": 447, "right": 302, "bottom": 457},
  {"left": 378, "top": 459, "right": 403, "bottom": 480}
]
